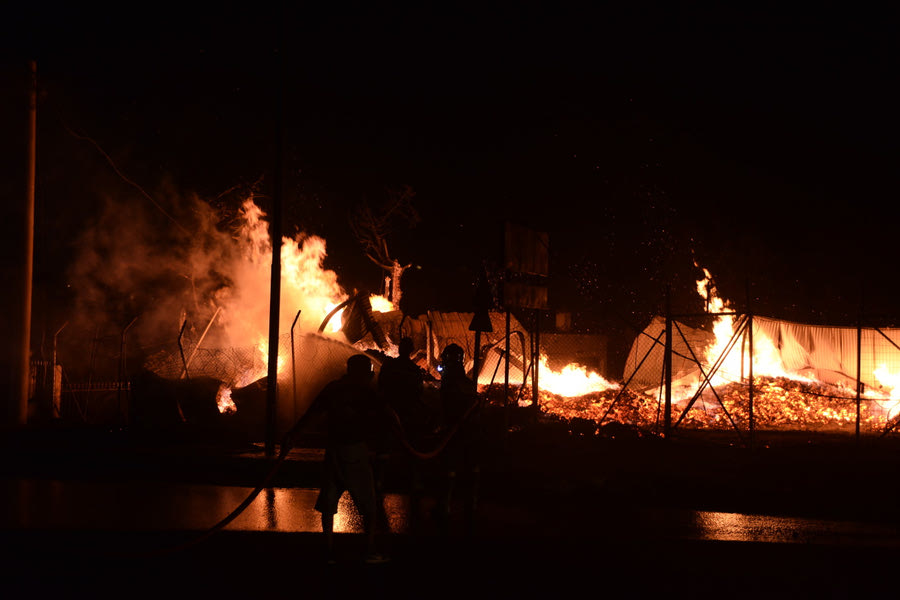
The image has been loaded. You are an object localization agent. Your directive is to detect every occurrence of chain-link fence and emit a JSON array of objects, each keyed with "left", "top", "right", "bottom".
[
  {"left": 525, "top": 310, "right": 900, "bottom": 441},
  {"left": 42, "top": 306, "right": 900, "bottom": 442}
]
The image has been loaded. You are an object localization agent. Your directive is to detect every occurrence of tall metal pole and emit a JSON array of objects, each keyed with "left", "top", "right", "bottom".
[
  {"left": 265, "top": 45, "right": 285, "bottom": 458},
  {"left": 473, "top": 329, "right": 482, "bottom": 386},
  {"left": 746, "top": 280, "right": 754, "bottom": 449},
  {"left": 532, "top": 309, "right": 540, "bottom": 418},
  {"left": 748, "top": 312, "right": 754, "bottom": 449},
  {"left": 291, "top": 309, "right": 301, "bottom": 414},
  {"left": 856, "top": 314, "right": 862, "bottom": 443},
  {"left": 663, "top": 287, "right": 673, "bottom": 439},
  {"left": 118, "top": 316, "right": 137, "bottom": 427},
  {"left": 504, "top": 309, "right": 511, "bottom": 430},
  {"left": 182, "top": 308, "right": 220, "bottom": 377}
]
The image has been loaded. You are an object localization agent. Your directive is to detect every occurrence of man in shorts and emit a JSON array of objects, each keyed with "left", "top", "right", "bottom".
[{"left": 283, "top": 353, "right": 389, "bottom": 563}]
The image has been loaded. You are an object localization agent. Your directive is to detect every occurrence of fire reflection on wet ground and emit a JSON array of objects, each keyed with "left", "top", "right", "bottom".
[{"left": 3, "top": 479, "right": 898, "bottom": 548}]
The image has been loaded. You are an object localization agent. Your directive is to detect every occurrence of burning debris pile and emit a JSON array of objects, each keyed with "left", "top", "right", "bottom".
[
  {"left": 530, "top": 265, "right": 900, "bottom": 436},
  {"left": 536, "top": 387, "right": 659, "bottom": 429},
  {"left": 658, "top": 377, "right": 870, "bottom": 432},
  {"left": 507, "top": 374, "right": 894, "bottom": 436}
]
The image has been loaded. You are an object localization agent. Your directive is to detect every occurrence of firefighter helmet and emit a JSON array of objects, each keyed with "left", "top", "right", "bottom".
[{"left": 440, "top": 343, "right": 465, "bottom": 368}]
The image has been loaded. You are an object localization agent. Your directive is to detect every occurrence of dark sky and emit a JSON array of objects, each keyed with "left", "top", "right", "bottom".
[{"left": 6, "top": 4, "right": 900, "bottom": 355}]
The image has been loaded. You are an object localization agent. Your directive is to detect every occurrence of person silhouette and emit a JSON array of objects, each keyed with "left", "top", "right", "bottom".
[
  {"left": 283, "top": 353, "right": 390, "bottom": 564},
  {"left": 433, "top": 343, "right": 482, "bottom": 534},
  {"left": 376, "top": 336, "right": 433, "bottom": 529}
]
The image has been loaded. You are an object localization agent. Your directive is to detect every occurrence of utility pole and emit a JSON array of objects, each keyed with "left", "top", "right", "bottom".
[
  {"left": 21, "top": 61, "right": 36, "bottom": 425},
  {"left": 4, "top": 60, "right": 37, "bottom": 426}
]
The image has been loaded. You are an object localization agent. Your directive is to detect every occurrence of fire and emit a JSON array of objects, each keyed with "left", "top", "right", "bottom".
[
  {"left": 321, "top": 294, "right": 392, "bottom": 334},
  {"left": 873, "top": 364, "right": 900, "bottom": 399},
  {"left": 678, "top": 265, "right": 813, "bottom": 401},
  {"left": 214, "top": 198, "right": 349, "bottom": 350},
  {"left": 136, "top": 197, "right": 368, "bottom": 403},
  {"left": 369, "top": 294, "right": 394, "bottom": 313},
  {"left": 647, "top": 266, "right": 900, "bottom": 432},
  {"left": 533, "top": 264, "right": 900, "bottom": 435},
  {"left": 256, "top": 336, "right": 286, "bottom": 373},
  {"left": 145, "top": 195, "right": 900, "bottom": 435},
  {"left": 537, "top": 354, "right": 618, "bottom": 398},
  {"left": 216, "top": 384, "right": 236, "bottom": 414},
  {"left": 871, "top": 364, "right": 900, "bottom": 419},
  {"left": 323, "top": 302, "right": 345, "bottom": 333},
  {"left": 279, "top": 232, "right": 348, "bottom": 332}
]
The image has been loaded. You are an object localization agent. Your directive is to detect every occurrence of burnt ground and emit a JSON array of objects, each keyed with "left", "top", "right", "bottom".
[{"left": 3, "top": 409, "right": 900, "bottom": 598}]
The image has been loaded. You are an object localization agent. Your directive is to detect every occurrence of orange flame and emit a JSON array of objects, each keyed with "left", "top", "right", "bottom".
[
  {"left": 369, "top": 294, "right": 394, "bottom": 313},
  {"left": 535, "top": 264, "right": 900, "bottom": 433},
  {"left": 214, "top": 198, "right": 349, "bottom": 350},
  {"left": 216, "top": 384, "right": 236, "bottom": 414},
  {"left": 665, "top": 264, "right": 814, "bottom": 403},
  {"left": 538, "top": 354, "right": 618, "bottom": 398}
]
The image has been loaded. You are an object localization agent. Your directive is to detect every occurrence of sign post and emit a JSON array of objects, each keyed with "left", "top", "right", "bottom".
[{"left": 502, "top": 222, "right": 549, "bottom": 420}]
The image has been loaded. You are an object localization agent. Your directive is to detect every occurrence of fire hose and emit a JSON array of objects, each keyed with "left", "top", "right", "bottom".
[
  {"left": 115, "top": 401, "right": 480, "bottom": 558},
  {"left": 113, "top": 434, "right": 294, "bottom": 559},
  {"left": 383, "top": 397, "right": 483, "bottom": 461}
]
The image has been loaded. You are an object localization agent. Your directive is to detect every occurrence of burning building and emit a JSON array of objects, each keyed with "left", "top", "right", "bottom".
[{"left": 42, "top": 188, "right": 900, "bottom": 444}]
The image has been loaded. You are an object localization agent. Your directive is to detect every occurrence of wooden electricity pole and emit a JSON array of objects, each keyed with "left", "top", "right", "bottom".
[{"left": 6, "top": 60, "right": 37, "bottom": 426}]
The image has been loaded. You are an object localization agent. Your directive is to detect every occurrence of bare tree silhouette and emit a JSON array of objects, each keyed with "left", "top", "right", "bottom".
[{"left": 348, "top": 185, "right": 420, "bottom": 309}]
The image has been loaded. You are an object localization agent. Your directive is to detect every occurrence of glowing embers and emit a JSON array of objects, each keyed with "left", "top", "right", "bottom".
[
  {"left": 674, "top": 377, "right": 862, "bottom": 431},
  {"left": 536, "top": 386, "right": 659, "bottom": 426},
  {"left": 532, "top": 375, "right": 895, "bottom": 433}
]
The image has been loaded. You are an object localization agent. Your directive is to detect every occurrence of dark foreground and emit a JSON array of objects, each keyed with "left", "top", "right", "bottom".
[
  {"left": 3, "top": 417, "right": 900, "bottom": 598},
  {"left": 7, "top": 526, "right": 898, "bottom": 599}
]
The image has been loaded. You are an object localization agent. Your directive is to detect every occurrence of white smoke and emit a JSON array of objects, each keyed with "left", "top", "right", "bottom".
[{"left": 63, "top": 185, "right": 348, "bottom": 378}]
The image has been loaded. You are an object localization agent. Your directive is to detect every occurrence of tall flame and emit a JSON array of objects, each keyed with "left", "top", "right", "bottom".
[
  {"left": 196, "top": 198, "right": 355, "bottom": 394},
  {"left": 213, "top": 198, "right": 349, "bottom": 349},
  {"left": 689, "top": 264, "right": 811, "bottom": 399}
]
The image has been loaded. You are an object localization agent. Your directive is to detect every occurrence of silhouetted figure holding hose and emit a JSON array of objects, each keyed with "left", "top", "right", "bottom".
[
  {"left": 283, "top": 353, "right": 389, "bottom": 564},
  {"left": 433, "top": 343, "right": 482, "bottom": 534},
  {"left": 376, "top": 336, "right": 433, "bottom": 523}
]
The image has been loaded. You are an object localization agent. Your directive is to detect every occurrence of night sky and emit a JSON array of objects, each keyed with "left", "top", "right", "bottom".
[{"left": 5, "top": 4, "right": 899, "bottom": 371}]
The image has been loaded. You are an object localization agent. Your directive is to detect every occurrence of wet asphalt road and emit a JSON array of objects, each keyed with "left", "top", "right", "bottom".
[{"left": 3, "top": 422, "right": 900, "bottom": 598}]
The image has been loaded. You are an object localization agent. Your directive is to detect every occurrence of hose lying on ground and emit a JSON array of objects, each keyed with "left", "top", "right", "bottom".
[
  {"left": 109, "top": 436, "right": 293, "bottom": 559},
  {"left": 110, "top": 399, "right": 480, "bottom": 558}
]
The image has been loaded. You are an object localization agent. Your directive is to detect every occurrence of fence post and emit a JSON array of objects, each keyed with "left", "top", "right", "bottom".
[
  {"left": 532, "top": 309, "right": 541, "bottom": 419},
  {"left": 504, "top": 309, "right": 511, "bottom": 430},
  {"left": 664, "top": 287, "right": 672, "bottom": 439},
  {"left": 118, "top": 316, "right": 137, "bottom": 427},
  {"left": 291, "top": 310, "right": 301, "bottom": 415},
  {"left": 745, "top": 280, "right": 754, "bottom": 449},
  {"left": 856, "top": 316, "right": 862, "bottom": 443},
  {"left": 52, "top": 322, "right": 67, "bottom": 419}
]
